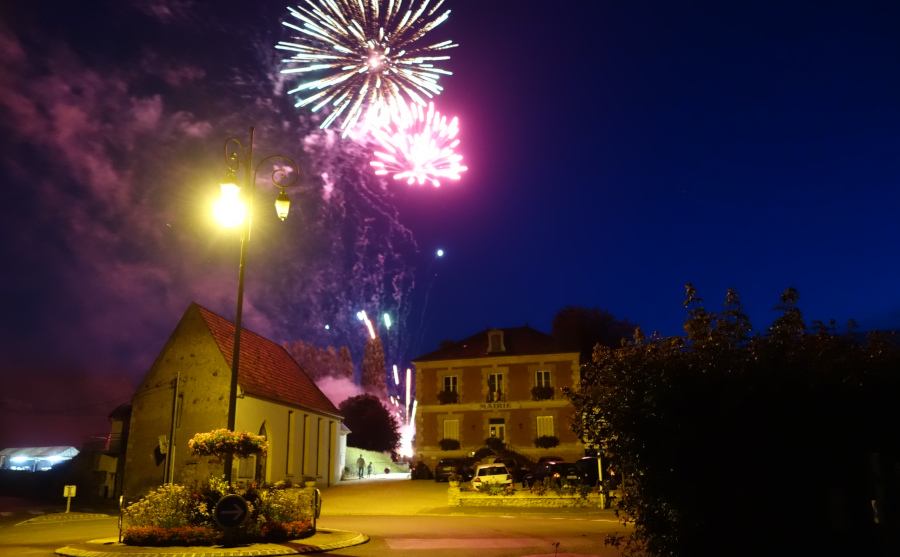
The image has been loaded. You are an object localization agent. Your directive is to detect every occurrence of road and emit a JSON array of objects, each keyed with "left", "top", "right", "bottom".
[{"left": 0, "top": 478, "right": 628, "bottom": 556}]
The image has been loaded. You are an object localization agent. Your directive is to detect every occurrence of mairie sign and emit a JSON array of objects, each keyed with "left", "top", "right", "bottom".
[{"left": 214, "top": 494, "right": 248, "bottom": 528}]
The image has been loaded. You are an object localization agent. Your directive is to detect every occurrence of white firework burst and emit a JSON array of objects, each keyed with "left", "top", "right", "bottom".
[{"left": 277, "top": 0, "right": 458, "bottom": 134}]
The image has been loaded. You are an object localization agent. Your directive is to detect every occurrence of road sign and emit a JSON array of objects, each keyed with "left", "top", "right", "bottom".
[
  {"left": 214, "top": 494, "right": 248, "bottom": 528},
  {"left": 63, "top": 485, "right": 76, "bottom": 497}
]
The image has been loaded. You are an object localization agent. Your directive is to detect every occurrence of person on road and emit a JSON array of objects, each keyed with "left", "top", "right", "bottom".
[
  {"left": 367, "top": 462, "right": 373, "bottom": 478},
  {"left": 356, "top": 455, "right": 365, "bottom": 479}
]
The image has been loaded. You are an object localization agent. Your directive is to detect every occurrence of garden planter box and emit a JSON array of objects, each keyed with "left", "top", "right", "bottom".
[{"left": 448, "top": 485, "right": 604, "bottom": 508}]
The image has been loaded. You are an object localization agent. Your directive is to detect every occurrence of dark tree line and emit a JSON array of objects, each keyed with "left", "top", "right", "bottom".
[
  {"left": 568, "top": 285, "right": 900, "bottom": 557},
  {"left": 338, "top": 394, "right": 399, "bottom": 453}
]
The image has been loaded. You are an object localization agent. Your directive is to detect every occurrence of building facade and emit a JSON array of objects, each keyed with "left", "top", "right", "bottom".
[
  {"left": 123, "top": 303, "right": 343, "bottom": 499},
  {"left": 413, "top": 327, "right": 583, "bottom": 467}
]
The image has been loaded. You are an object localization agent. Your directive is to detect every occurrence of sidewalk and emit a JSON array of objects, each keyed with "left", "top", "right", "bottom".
[{"left": 55, "top": 528, "right": 368, "bottom": 557}]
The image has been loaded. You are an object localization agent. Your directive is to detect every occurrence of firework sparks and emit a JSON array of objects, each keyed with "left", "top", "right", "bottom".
[
  {"left": 370, "top": 101, "right": 467, "bottom": 187},
  {"left": 277, "top": 0, "right": 457, "bottom": 133}
]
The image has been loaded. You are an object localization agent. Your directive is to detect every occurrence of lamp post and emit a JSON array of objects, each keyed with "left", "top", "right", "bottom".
[{"left": 214, "top": 127, "right": 299, "bottom": 483}]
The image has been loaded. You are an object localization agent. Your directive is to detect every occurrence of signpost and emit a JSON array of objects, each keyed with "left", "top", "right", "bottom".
[
  {"left": 214, "top": 494, "right": 248, "bottom": 528},
  {"left": 63, "top": 485, "right": 76, "bottom": 513}
]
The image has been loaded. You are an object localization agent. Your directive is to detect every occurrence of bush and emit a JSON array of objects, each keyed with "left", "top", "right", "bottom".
[
  {"left": 478, "top": 481, "right": 512, "bottom": 496},
  {"left": 534, "top": 435, "right": 559, "bottom": 448},
  {"left": 123, "top": 484, "right": 193, "bottom": 529},
  {"left": 438, "top": 438, "right": 461, "bottom": 450},
  {"left": 531, "top": 385, "right": 554, "bottom": 401},
  {"left": 437, "top": 389, "right": 459, "bottom": 404}
]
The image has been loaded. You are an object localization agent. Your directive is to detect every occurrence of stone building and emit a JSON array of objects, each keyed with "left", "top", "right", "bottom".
[
  {"left": 413, "top": 327, "right": 583, "bottom": 467},
  {"left": 123, "top": 303, "right": 343, "bottom": 499}
]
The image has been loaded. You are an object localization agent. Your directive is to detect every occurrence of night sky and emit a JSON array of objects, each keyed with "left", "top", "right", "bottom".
[{"left": 3, "top": 0, "right": 900, "bottom": 448}]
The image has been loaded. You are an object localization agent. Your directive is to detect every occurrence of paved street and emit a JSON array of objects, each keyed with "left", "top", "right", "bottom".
[{"left": 0, "top": 477, "right": 628, "bottom": 556}]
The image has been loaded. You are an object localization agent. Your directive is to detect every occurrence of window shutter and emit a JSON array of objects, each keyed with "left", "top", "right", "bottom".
[
  {"left": 537, "top": 415, "right": 554, "bottom": 438},
  {"left": 443, "top": 419, "right": 459, "bottom": 440}
]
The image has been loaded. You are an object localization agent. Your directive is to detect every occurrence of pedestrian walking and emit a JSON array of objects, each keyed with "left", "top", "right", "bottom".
[
  {"left": 367, "top": 462, "right": 373, "bottom": 478},
  {"left": 356, "top": 455, "right": 365, "bottom": 479}
]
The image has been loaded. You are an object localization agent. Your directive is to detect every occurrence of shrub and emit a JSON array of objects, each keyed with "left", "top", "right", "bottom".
[
  {"left": 531, "top": 385, "right": 554, "bottom": 401},
  {"left": 438, "top": 438, "right": 461, "bottom": 450},
  {"left": 259, "top": 519, "right": 313, "bottom": 541},
  {"left": 123, "top": 484, "right": 193, "bottom": 529},
  {"left": 123, "top": 526, "right": 220, "bottom": 546},
  {"left": 437, "top": 389, "right": 459, "bottom": 404},
  {"left": 478, "top": 481, "right": 510, "bottom": 495},
  {"left": 534, "top": 435, "right": 560, "bottom": 448}
]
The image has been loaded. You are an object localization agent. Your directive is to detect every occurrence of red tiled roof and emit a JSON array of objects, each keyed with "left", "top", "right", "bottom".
[
  {"left": 413, "top": 326, "right": 573, "bottom": 362},
  {"left": 194, "top": 304, "right": 340, "bottom": 418}
]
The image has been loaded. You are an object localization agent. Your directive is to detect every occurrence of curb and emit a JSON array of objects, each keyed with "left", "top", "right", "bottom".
[
  {"left": 18, "top": 513, "right": 113, "bottom": 526},
  {"left": 54, "top": 528, "right": 369, "bottom": 557}
]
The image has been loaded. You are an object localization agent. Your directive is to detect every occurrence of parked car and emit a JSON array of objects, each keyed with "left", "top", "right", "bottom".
[
  {"left": 471, "top": 463, "right": 513, "bottom": 491},
  {"left": 574, "top": 456, "right": 602, "bottom": 486},
  {"left": 434, "top": 457, "right": 475, "bottom": 482},
  {"left": 523, "top": 461, "right": 582, "bottom": 487},
  {"left": 493, "top": 456, "right": 530, "bottom": 483}
]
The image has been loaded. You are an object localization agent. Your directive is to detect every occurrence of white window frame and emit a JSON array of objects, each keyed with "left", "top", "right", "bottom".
[
  {"left": 488, "top": 418, "right": 506, "bottom": 440},
  {"left": 535, "top": 369, "right": 552, "bottom": 387},
  {"left": 443, "top": 375, "right": 458, "bottom": 393},
  {"left": 488, "top": 372, "right": 505, "bottom": 401}
]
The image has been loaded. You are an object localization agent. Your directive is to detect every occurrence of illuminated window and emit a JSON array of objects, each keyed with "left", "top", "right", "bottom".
[
  {"left": 443, "top": 419, "right": 459, "bottom": 440},
  {"left": 535, "top": 370, "right": 551, "bottom": 387},
  {"left": 488, "top": 418, "right": 506, "bottom": 440}
]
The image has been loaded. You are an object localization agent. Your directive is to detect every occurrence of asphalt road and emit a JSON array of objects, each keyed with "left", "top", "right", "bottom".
[{"left": 0, "top": 478, "right": 628, "bottom": 556}]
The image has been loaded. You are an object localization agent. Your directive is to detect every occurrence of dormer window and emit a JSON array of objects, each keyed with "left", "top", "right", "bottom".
[{"left": 487, "top": 330, "right": 505, "bottom": 353}]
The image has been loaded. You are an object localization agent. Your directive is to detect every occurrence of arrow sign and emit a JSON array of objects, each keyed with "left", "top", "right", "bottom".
[{"left": 214, "top": 494, "right": 248, "bottom": 528}]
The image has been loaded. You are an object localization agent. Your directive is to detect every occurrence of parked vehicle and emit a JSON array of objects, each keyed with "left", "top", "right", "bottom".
[
  {"left": 574, "top": 456, "right": 602, "bottom": 486},
  {"left": 523, "top": 461, "right": 582, "bottom": 487},
  {"left": 493, "top": 456, "right": 530, "bottom": 483},
  {"left": 434, "top": 457, "right": 475, "bottom": 482},
  {"left": 471, "top": 463, "right": 513, "bottom": 491}
]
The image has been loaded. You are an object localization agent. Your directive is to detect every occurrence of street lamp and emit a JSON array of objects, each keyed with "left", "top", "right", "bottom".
[{"left": 215, "top": 126, "right": 299, "bottom": 483}]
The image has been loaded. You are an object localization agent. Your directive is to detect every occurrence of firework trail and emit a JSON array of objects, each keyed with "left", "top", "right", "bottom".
[
  {"left": 277, "top": 0, "right": 457, "bottom": 134},
  {"left": 369, "top": 100, "right": 466, "bottom": 187}
]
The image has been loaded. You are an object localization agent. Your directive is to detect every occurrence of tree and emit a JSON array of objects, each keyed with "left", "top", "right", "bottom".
[
  {"left": 568, "top": 286, "right": 900, "bottom": 557},
  {"left": 338, "top": 394, "right": 400, "bottom": 452},
  {"left": 360, "top": 337, "right": 387, "bottom": 397},
  {"left": 551, "top": 306, "right": 636, "bottom": 362}
]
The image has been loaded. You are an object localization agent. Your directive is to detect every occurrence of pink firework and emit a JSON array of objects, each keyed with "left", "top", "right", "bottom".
[{"left": 370, "top": 102, "right": 467, "bottom": 188}]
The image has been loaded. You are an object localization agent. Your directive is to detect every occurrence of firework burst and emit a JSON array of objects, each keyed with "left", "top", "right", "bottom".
[
  {"left": 277, "top": 0, "right": 458, "bottom": 133},
  {"left": 369, "top": 101, "right": 467, "bottom": 187}
]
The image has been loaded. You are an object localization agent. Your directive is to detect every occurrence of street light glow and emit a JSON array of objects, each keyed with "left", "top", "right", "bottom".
[
  {"left": 383, "top": 312, "right": 392, "bottom": 329},
  {"left": 213, "top": 183, "right": 246, "bottom": 228},
  {"left": 436, "top": 248, "right": 445, "bottom": 257}
]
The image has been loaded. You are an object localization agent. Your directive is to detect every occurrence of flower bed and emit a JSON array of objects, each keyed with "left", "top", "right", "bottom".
[
  {"left": 448, "top": 481, "right": 604, "bottom": 509},
  {"left": 122, "top": 480, "right": 315, "bottom": 546}
]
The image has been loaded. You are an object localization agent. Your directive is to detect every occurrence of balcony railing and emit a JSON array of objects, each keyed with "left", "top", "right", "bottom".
[
  {"left": 486, "top": 391, "right": 506, "bottom": 403},
  {"left": 437, "top": 389, "right": 459, "bottom": 405}
]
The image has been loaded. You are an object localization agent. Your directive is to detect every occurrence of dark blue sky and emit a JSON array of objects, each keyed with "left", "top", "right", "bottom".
[{"left": 2, "top": 0, "right": 899, "bottom": 446}]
